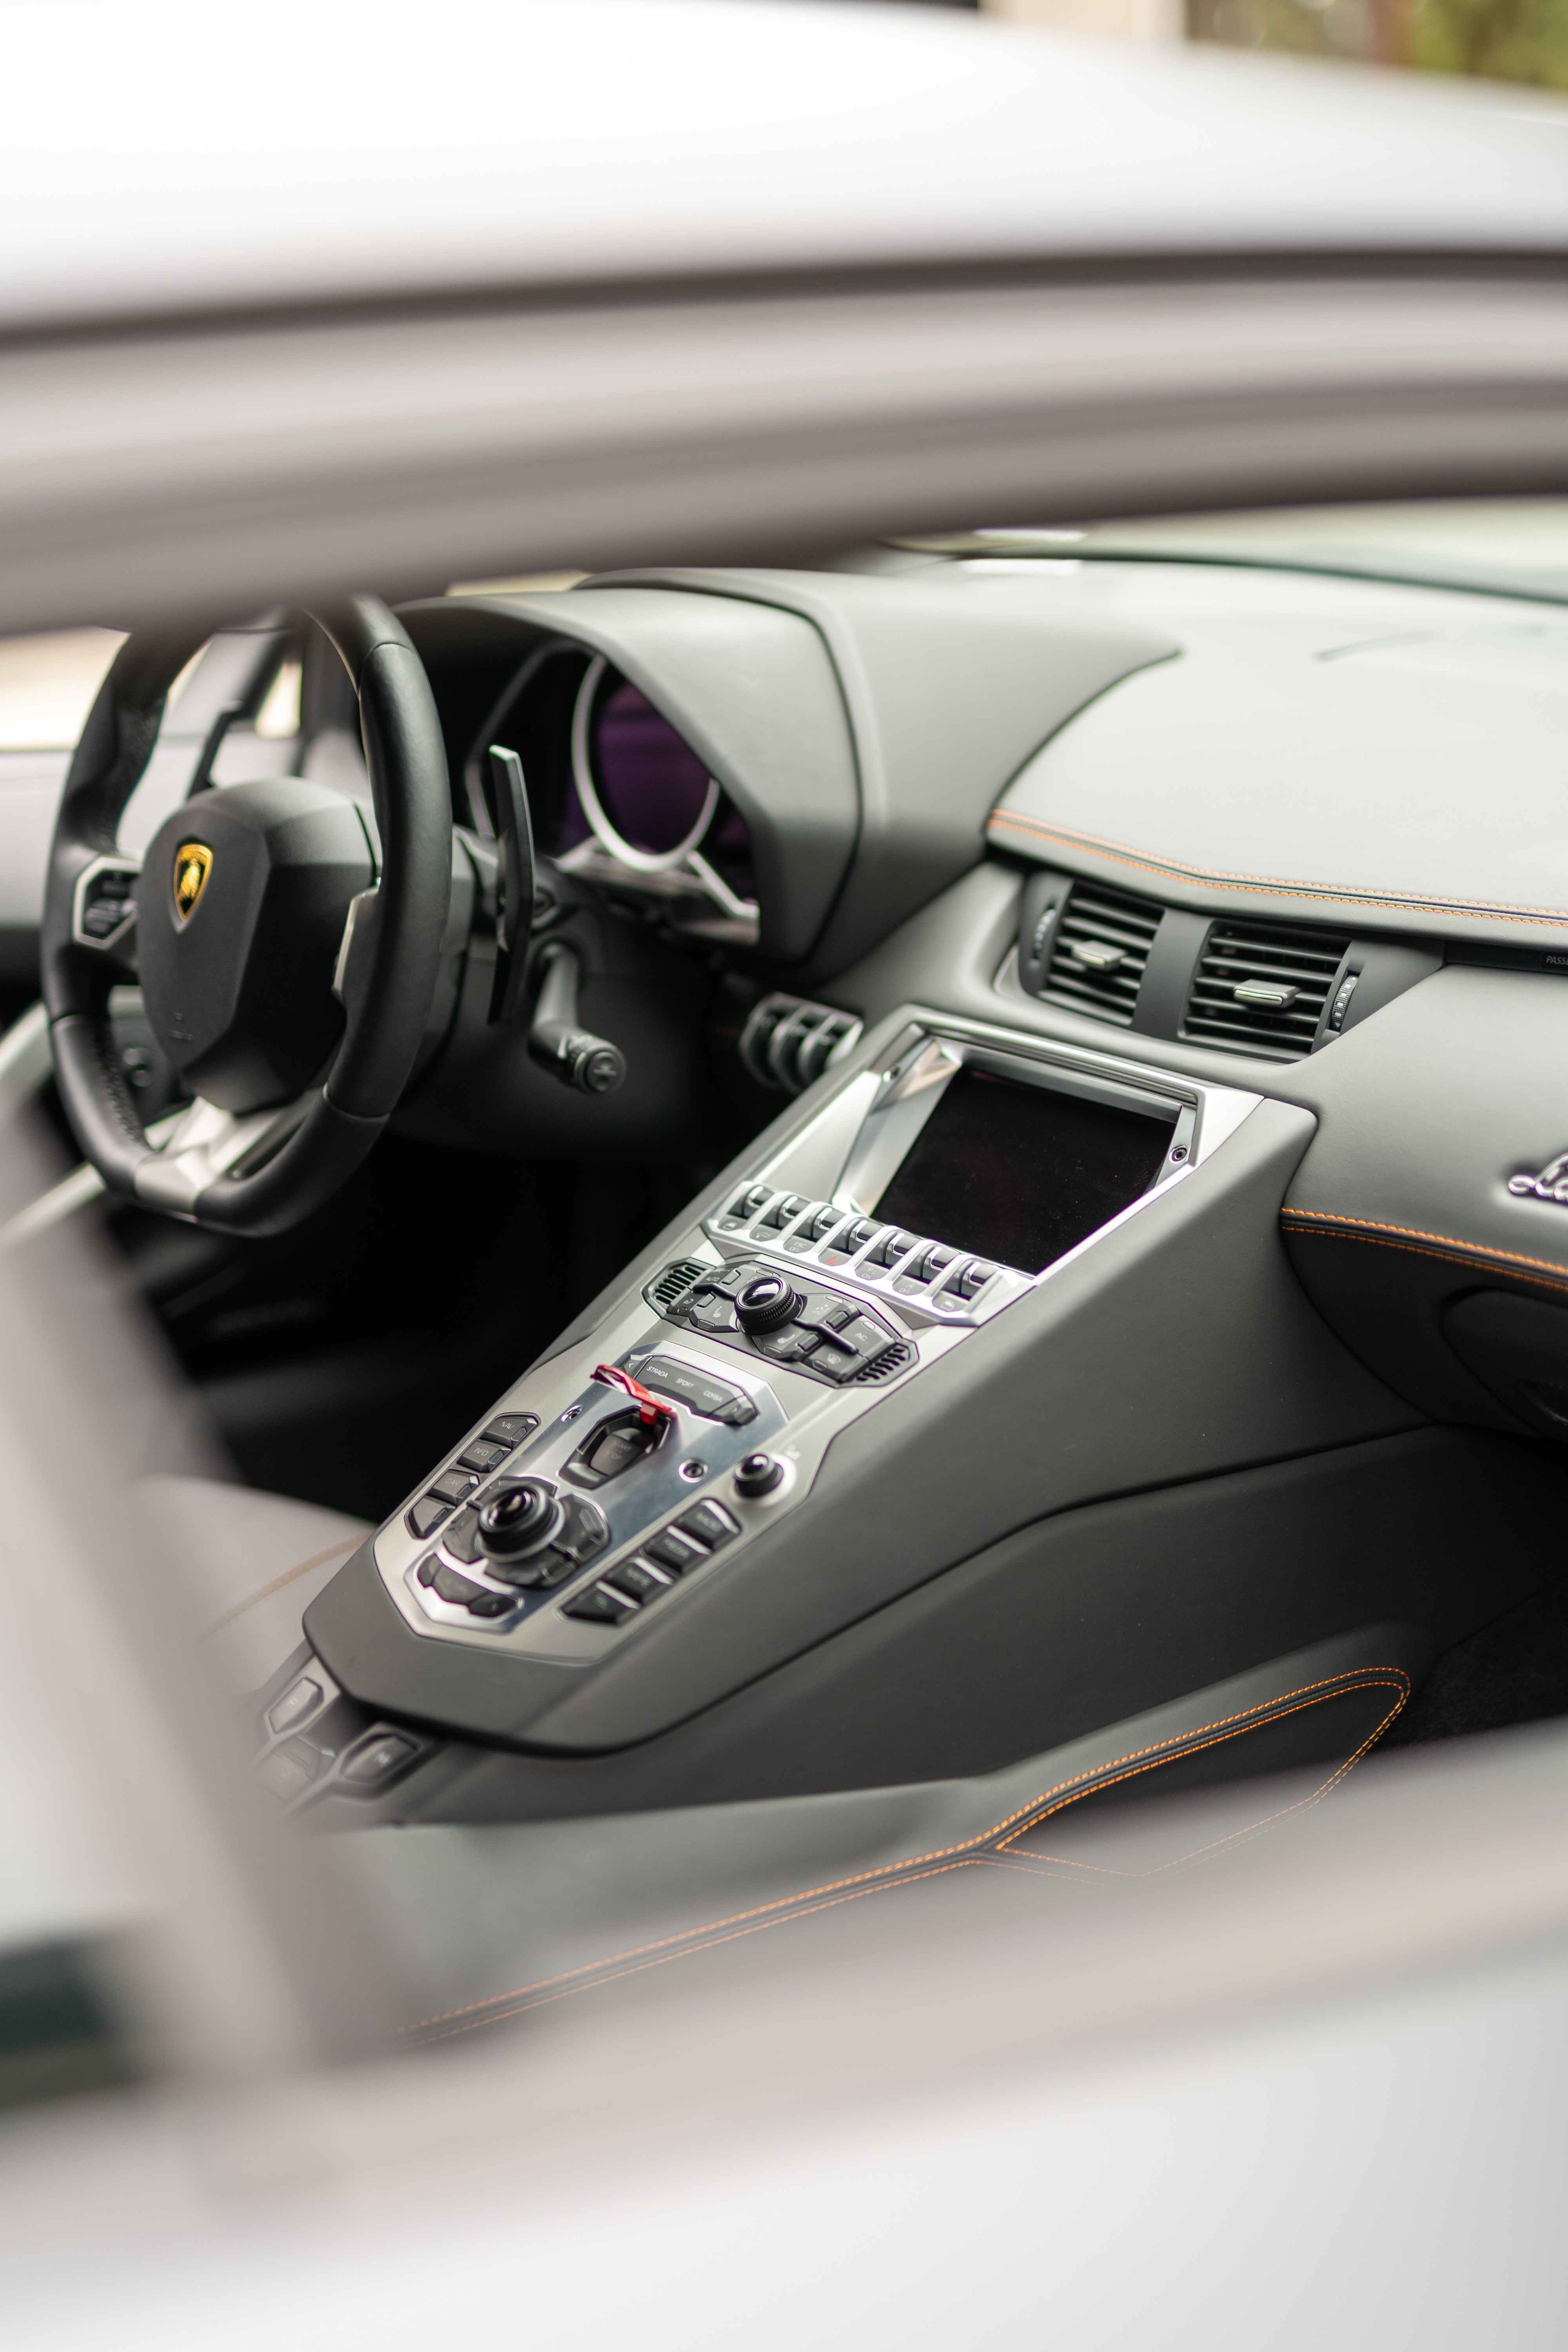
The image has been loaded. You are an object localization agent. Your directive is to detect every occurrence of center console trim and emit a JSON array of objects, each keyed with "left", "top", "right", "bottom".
[{"left": 365, "top": 1010, "right": 1261, "bottom": 1670}]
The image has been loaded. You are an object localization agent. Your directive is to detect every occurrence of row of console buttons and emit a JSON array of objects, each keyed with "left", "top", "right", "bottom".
[
  {"left": 713, "top": 1187, "right": 1009, "bottom": 1308},
  {"left": 405, "top": 1412, "right": 541, "bottom": 1538},
  {"left": 666, "top": 1260, "right": 900, "bottom": 1383},
  {"left": 562, "top": 1497, "right": 740, "bottom": 1625},
  {"left": 416, "top": 1487, "right": 612, "bottom": 1617}
]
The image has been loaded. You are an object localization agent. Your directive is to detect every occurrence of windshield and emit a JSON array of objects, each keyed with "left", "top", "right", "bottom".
[{"left": 901, "top": 498, "right": 1568, "bottom": 605}]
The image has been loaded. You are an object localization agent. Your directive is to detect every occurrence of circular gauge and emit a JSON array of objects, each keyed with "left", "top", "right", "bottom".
[{"left": 570, "top": 655, "right": 720, "bottom": 873}]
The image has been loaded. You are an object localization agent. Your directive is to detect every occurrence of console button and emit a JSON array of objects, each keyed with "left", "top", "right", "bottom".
[
  {"left": 486, "top": 1549, "right": 564, "bottom": 1590},
  {"left": 442, "top": 1508, "right": 483, "bottom": 1563},
  {"left": 821, "top": 1303, "right": 857, "bottom": 1332},
  {"left": 432, "top": 1563, "right": 486, "bottom": 1606},
  {"left": 811, "top": 1340, "right": 862, "bottom": 1379},
  {"left": 686, "top": 1290, "right": 739, "bottom": 1334},
  {"left": 407, "top": 1494, "right": 454, "bottom": 1538},
  {"left": 465, "top": 1591, "right": 514, "bottom": 1619},
  {"left": 760, "top": 1192, "right": 809, "bottom": 1230},
  {"left": 416, "top": 1555, "right": 439, "bottom": 1586},
  {"left": 645, "top": 1528, "right": 706, "bottom": 1574},
  {"left": 634, "top": 1354, "right": 758, "bottom": 1425},
  {"left": 842, "top": 1220, "right": 879, "bottom": 1253},
  {"left": 704, "top": 1263, "right": 756, "bottom": 1297},
  {"left": 782, "top": 1201, "right": 834, "bottom": 1253},
  {"left": 676, "top": 1500, "right": 741, "bottom": 1548},
  {"left": 266, "top": 1678, "right": 322, "bottom": 1736},
  {"left": 734, "top": 1452, "right": 785, "bottom": 1498},
  {"left": 958, "top": 1260, "right": 1000, "bottom": 1298},
  {"left": 341, "top": 1733, "right": 418, "bottom": 1787},
  {"left": 457, "top": 1439, "right": 510, "bottom": 1475},
  {"left": 563, "top": 1584, "right": 635, "bottom": 1623},
  {"left": 483, "top": 1413, "right": 539, "bottom": 1448},
  {"left": 431, "top": 1469, "right": 477, "bottom": 1506},
  {"left": 837, "top": 1315, "right": 889, "bottom": 1356},
  {"left": 867, "top": 1227, "right": 919, "bottom": 1268},
  {"left": 605, "top": 1559, "right": 673, "bottom": 1602},
  {"left": 578, "top": 1418, "right": 660, "bottom": 1481},
  {"left": 258, "top": 1746, "right": 317, "bottom": 1803},
  {"left": 552, "top": 1495, "right": 611, "bottom": 1563},
  {"left": 750, "top": 1327, "right": 817, "bottom": 1364}
]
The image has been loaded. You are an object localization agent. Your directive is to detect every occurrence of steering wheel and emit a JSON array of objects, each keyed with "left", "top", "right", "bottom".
[{"left": 40, "top": 598, "right": 453, "bottom": 1238}]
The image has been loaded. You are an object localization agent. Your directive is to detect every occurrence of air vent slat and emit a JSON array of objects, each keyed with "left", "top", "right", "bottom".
[
  {"left": 1183, "top": 920, "right": 1350, "bottom": 1062},
  {"left": 1041, "top": 882, "right": 1161, "bottom": 1029}
]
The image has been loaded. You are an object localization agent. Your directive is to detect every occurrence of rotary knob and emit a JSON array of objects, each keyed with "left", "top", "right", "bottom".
[
  {"left": 477, "top": 1479, "right": 562, "bottom": 1560},
  {"left": 735, "top": 1272, "right": 801, "bottom": 1334},
  {"left": 734, "top": 1451, "right": 785, "bottom": 1498}
]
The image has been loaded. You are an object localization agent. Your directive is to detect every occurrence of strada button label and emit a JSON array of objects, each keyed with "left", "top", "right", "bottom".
[{"left": 172, "top": 841, "right": 212, "bottom": 923}]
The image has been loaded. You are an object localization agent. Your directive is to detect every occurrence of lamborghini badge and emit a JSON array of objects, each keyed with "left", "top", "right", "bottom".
[{"left": 172, "top": 841, "right": 212, "bottom": 923}]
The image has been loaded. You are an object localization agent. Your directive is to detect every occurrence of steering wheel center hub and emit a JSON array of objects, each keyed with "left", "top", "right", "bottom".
[{"left": 137, "top": 778, "right": 374, "bottom": 1114}]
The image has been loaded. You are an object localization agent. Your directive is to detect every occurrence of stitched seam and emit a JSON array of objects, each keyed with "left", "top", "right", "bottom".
[
  {"left": 1005, "top": 1676, "right": 1408, "bottom": 1872},
  {"left": 1001, "top": 1682, "right": 1392, "bottom": 1841},
  {"left": 1289, "top": 1229, "right": 1568, "bottom": 1292},
  {"left": 985, "top": 809, "right": 1568, "bottom": 929},
  {"left": 398, "top": 1665, "right": 1402, "bottom": 2037},
  {"left": 201, "top": 1535, "right": 362, "bottom": 1637},
  {"left": 409, "top": 1861, "right": 985, "bottom": 2045},
  {"left": 415, "top": 1675, "right": 1406, "bottom": 2047},
  {"left": 1281, "top": 1208, "right": 1568, "bottom": 1292},
  {"left": 993, "top": 1671, "right": 1405, "bottom": 1848}
]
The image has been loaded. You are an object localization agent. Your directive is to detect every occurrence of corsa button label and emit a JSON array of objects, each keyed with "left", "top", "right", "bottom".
[{"left": 172, "top": 841, "right": 212, "bottom": 923}]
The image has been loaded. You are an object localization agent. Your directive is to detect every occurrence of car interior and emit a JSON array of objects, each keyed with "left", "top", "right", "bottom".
[{"left": 15, "top": 506, "right": 1568, "bottom": 2045}]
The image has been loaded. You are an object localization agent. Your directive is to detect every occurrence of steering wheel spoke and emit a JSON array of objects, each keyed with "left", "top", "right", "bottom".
[
  {"left": 71, "top": 852, "right": 141, "bottom": 964},
  {"left": 132, "top": 1092, "right": 317, "bottom": 1218}
]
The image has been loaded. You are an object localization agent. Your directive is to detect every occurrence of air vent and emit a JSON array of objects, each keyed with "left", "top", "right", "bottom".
[
  {"left": 642, "top": 1259, "right": 708, "bottom": 1314},
  {"left": 740, "top": 994, "right": 864, "bottom": 1093},
  {"left": 1041, "top": 883, "right": 1161, "bottom": 1027},
  {"left": 1183, "top": 921, "right": 1350, "bottom": 1061},
  {"left": 853, "top": 1340, "right": 916, "bottom": 1383}
]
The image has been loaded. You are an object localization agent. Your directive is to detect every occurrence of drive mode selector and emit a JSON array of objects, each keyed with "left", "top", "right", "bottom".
[
  {"left": 478, "top": 1479, "right": 563, "bottom": 1559},
  {"left": 735, "top": 1273, "right": 801, "bottom": 1334}
]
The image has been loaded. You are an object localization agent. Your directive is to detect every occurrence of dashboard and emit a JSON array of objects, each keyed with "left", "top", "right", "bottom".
[{"left": 39, "top": 547, "right": 1568, "bottom": 1825}]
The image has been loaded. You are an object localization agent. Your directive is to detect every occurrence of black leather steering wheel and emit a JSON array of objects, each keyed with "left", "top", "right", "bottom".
[{"left": 41, "top": 598, "right": 452, "bottom": 1237}]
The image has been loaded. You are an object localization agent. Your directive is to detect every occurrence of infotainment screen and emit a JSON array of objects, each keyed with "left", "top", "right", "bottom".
[{"left": 872, "top": 1067, "right": 1175, "bottom": 1273}]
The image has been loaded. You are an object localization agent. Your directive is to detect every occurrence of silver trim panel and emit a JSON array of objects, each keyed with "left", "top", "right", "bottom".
[{"left": 369, "top": 1013, "right": 1261, "bottom": 1661}]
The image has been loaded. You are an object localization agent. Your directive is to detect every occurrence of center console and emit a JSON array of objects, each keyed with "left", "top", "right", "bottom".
[{"left": 286, "top": 1012, "right": 1265, "bottom": 1802}]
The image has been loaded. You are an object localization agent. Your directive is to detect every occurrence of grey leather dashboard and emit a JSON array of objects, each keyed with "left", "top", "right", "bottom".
[{"left": 985, "top": 569, "right": 1568, "bottom": 953}]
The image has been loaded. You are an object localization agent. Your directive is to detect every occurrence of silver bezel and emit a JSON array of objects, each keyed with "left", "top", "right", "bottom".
[
  {"left": 71, "top": 852, "right": 140, "bottom": 952},
  {"left": 370, "top": 1014, "right": 1261, "bottom": 1663},
  {"left": 394, "top": 1342, "right": 790, "bottom": 1649},
  {"left": 701, "top": 1016, "right": 1258, "bottom": 1328},
  {"left": 570, "top": 652, "right": 721, "bottom": 875}
]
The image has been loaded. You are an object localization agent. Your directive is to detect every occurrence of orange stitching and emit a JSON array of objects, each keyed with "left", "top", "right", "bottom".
[
  {"left": 398, "top": 1667, "right": 1391, "bottom": 2033},
  {"left": 398, "top": 1665, "right": 1406, "bottom": 2038},
  {"left": 1281, "top": 1207, "right": 1568, "bottom": 1292},
  {"left": 411, "top": 1862, "right": 988, "bottom": 2045},
  {"left": 985, "top": 809, "right": 1568, "bottom": 930},
  {"left": 1005, "top": 1677, "right": 1408, "bottom": 1874},
  {"left": 201, "top": 1535, "right": 362, "bottom": 1637},
  {"left": 1298, "top": 1232, "right": 1568, "bottom": 1289}
]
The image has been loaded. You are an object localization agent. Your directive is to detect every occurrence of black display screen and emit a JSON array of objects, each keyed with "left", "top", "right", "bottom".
[{"left": 873, "top": 1067, "right": 1174, "bottom": 1273}]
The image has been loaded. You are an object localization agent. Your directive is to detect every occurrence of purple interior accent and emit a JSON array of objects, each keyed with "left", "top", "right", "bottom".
[{"left": 591, "top": 682, "right": 712, "bottom": 854}]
